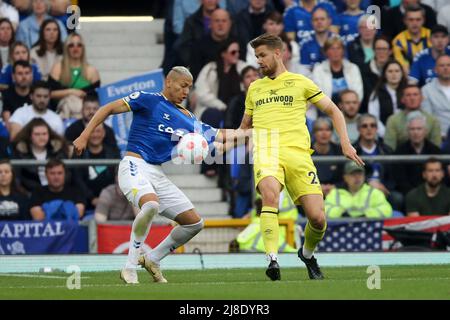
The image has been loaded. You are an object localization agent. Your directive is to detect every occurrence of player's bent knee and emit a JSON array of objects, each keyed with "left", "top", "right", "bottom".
[
  {"left": 139, "top": 193, "right": 159, "bottom": 208},
  {"left": 141, "top": 201, "right": 159, "bottom": 220},
  {"left": 310, "top": 214, "right": 326, "bottom": 230},
  {"left": 260, "top": 189, "right": 279, "bottom": 207}
]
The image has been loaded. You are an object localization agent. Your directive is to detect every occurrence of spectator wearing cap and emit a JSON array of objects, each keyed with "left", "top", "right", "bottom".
[
  {"left": 324, "top": 161, "right": 393, "bottom": 218},
  {"left": 409, "top": 24, "right": 450, "bottom": 87},
  {"left": 422, "top": 55, "right": 450, "bottom": 141}
]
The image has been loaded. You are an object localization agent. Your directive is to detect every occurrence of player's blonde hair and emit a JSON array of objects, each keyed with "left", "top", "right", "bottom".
[
  {"left": 250, "top": 33, "right": 283, "bottom": 51},
  {"left": 170, "top": 66, "right": 193, "bottom": 80}
]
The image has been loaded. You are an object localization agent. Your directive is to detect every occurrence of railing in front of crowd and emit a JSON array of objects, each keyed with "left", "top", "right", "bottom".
[{"left": 8, "top": 154, "right": 450, "bottom": 167}]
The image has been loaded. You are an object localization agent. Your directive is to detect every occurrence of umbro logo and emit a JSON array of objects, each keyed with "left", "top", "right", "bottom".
[
  {"left": 163, "top": 113, "right": 170, "bottom": 120},
  {"left": 269, "top": 89, "right": 279, "bottom": 95}
]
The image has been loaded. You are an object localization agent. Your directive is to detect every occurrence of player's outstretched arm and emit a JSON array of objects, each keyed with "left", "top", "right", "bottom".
[
  {"left": 73, "top": 99, "right": 130, "bottom": 156},
  {"left": 314, "top": 96, "right": 365, "bottom": 167},
  {"left": 214, "top": 114, "right": 253, "bottom": 153}
]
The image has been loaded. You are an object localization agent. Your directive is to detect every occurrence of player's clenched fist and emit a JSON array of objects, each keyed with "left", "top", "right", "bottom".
[{"left": 73, "top": 135, "right": 88, "bottom": 156}]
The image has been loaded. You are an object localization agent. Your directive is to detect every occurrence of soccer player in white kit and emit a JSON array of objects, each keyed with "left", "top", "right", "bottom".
[{"left": 73, "top": 67, "right": 249, "bottom": 284}]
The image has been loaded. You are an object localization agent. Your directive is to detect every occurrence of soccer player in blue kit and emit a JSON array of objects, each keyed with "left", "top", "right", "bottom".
[{"left": 74, "top": 66, "right": 248, "bottom": 284}]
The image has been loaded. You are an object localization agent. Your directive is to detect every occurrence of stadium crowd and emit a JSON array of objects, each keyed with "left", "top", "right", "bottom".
[{"left": 1, "top": 0, "right": 450, "bottom": 225}]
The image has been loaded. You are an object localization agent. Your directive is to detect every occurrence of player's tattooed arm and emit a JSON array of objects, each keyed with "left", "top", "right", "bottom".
[
  {"left": 73, "top": 99, "right": 130, "bottom": 155},
  {"left": 314, "top": 96, "right": 365, "bottom": 167}
]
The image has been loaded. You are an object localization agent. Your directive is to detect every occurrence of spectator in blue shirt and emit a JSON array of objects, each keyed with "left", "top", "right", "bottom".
[
  {"left": 12, "top": 0, "right": 32, "bottom": 21},
  {"left": 300, "top": 7, "right": 338, "bottom": 70},
  {"left": 330, "top": 0, "right": 372, "bottom": 13},
  {"left": 410, "top": 24, "right": 450, "bottom": 87},
  {"left": 15, "top": 0, "right": 68, "bottom": 49},
  {"left": 0, "top": 41, "right": 41, "bottom": 89},
  {"left": 339, "top": 0, "right": 365, "bottom": 44},
  {"left": 284, "top": 0, "right": 339, "bottom": 43}
]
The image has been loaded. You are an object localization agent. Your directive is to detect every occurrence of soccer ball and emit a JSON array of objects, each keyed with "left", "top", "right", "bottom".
[{"left": 176, "top": 132, "right": 209, "bottom": 164}]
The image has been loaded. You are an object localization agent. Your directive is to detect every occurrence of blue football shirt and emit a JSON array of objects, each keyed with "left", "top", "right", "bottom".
[
  {"left": 409, "top": 47, "right": 450, "bottom": 86},
  {"left": 284, "top": 1, "right": 339, "bottom": 42},
  {"left": 122, "top": 91, "right": 218, "bottom": 165}
]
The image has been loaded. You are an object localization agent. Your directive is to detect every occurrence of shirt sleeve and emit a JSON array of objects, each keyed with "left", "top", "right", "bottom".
[
  {"left": 392, "top": 36, "right": 408, "bottom": 67},
  {"left": 9, "top": 107, "right": 23, "bottom": 125},
  {"left": 409, "top": 57, "right": 421, "bottom": 83},
  {"left": 74, "top": 189, "right": 86, "bottom": 205},
  {"left": 29, "top": 191, "right": 42, "bottom": 208},
  {"left": 200, "top": 121, "right": 219, "bottom": 145},
  {"left": 244, "top": 84, "right": 254, "bottom": 116},
  {"left": 283, "top": 7, "right": 296, "bottom": 33},
  {"left": 0, "top": 65, "right": 11, "bottom": 85},
  {"left": 405, "top": 190, "right": 420, "bottom": 214},
  {"left": 325, "top": 3, "right": 340, "bottom": 27},
  {"left": 122, "top": 91, "right": 145, "bottom": 112},
  {"left": 304, "top": 77, "right": 325, "bottom": 104}
]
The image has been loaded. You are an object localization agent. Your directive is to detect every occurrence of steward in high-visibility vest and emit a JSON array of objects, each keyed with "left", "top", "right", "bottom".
[
  {"left": 325, "top": 161, "right": 393, "bottom": 218},
  {"left": 237, "top": 191, "right": 299, "bottom": 252}
]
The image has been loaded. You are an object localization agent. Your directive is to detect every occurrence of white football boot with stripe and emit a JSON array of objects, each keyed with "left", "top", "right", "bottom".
[{"left": 138, "top": 255, "right": 168, "bottom": 283}]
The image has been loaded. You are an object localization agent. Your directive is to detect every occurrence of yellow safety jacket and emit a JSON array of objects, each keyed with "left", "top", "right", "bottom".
[{"left": 325, "top": 184, "right": 393, "bottom": 218}]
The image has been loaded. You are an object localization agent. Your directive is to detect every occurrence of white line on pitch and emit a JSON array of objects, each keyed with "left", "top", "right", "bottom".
[{"left": 0, "top": 273, "right": 90, "bottom": 279}]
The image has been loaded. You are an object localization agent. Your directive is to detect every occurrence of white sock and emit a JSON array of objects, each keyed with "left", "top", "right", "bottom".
[
  {"left": 302, "top": 246, "right": 314, "bottom": 259},
  {"left": 148, "top": 219, "right": 204, "bottom": 264},
  {"left": 267, "top": 253, "right": 278, "bottom": 261},
  {"left": 125, "top": 201, "right": 159, "bottom": 268}
]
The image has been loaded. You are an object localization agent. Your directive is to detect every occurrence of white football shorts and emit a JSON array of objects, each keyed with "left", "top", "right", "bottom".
[{"left": 118, "top": 156, "right": 194, "bottom": 220}]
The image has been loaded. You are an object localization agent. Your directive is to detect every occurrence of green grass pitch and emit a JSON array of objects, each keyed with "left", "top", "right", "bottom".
[{"left": 0, "top": 265, "right": 449, "bottom": 300}]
